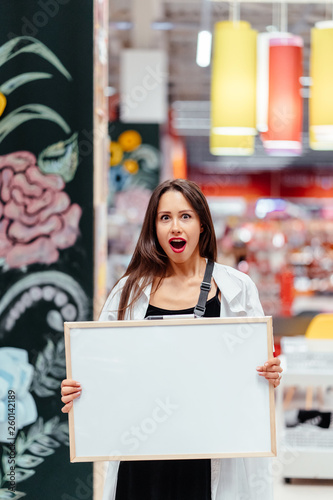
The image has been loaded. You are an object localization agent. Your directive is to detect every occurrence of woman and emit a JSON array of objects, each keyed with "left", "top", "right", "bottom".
[{"left": 61, "top": 179, "right": 282, "bottom": 500}]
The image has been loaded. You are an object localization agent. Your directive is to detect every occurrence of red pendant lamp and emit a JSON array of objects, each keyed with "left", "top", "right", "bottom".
[{"left": 258, "top": 33, "right": 303, "bottom": 156}]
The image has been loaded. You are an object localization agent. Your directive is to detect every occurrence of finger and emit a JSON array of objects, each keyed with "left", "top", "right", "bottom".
[
  {"left": 264, "top": 358, "right": 281, "bottom": 368},
  {"left": 265, "top": 375, "right": 281, "bottom": 387},
  {"left": 61, "top": 379, "right": 81, "bottom": 389},
  {"left": 257, "top": 358, "right": 281, "bottom": 372},
  {"left": 265, "top": 365, "right": 283, "bottom": 373},
  {"left": 258, "top": 372, "right": 281, "bottom": 380},
  {"left": 61, "top": 401, "right": 73, "bottom": 413},
  {"left": 61, "top": 386, "right": 81, "bottom": 396},
  {"left": 61, "top": 390, "right": 81, "bottom": 404},
  {"left": 256, "top": 365, "right": 266, "bottom": 372}
]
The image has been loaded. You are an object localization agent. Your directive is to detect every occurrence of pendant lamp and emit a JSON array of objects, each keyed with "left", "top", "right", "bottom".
[
  {"left": 257, "top": 32, "right": 303, "bottom": 156},
  {"left": 309, "top": 21, "right": 333, "bottom": 150},
  {"left": 210, "top": 21, "right": 257, "bottom": 156}
]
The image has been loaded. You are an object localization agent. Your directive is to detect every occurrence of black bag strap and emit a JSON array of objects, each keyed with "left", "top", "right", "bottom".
[{"left": 193, "top": 260, "right": 214, "bottom": 317}]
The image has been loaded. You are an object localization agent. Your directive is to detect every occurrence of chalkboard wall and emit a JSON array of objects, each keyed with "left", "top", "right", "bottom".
[{"left": 0, "top": 1, "right": 94, "bottom": 498}]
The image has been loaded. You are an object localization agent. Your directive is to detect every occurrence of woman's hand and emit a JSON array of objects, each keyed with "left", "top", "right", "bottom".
[
  {"left": 61, "top": 379, "right": 81, "bottom": 413},
  {"left": 256, "top": 357, "right": 283, "bottom": 388}
]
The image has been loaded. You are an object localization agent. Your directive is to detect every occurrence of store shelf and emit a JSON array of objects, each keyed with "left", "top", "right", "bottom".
[
  {"left": 276, "top": 343, "right": 333, "bottom": 481},
  {"left": 279, "top": 446, "right": 333, "bottom": 480},
  {"left": 283, "top": 425, "right": 333, "bottom": 449}
]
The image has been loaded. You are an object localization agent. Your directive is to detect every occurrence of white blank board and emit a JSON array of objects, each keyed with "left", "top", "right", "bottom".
[{"left": 64, "top": 317, "right": 276, "bottom": 462}]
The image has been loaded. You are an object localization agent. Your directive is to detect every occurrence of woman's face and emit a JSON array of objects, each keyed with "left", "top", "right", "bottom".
[{"left": 155, "top": 190, "right": 202, "bottom": 264}]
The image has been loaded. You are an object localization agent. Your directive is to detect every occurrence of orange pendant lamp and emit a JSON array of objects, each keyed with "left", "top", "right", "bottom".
[
  {"left": 210, "top": 20, "right": 257, "bottom": 156},
  {"left": 257, "top": 33, "right": 303, "bottom": 156}
]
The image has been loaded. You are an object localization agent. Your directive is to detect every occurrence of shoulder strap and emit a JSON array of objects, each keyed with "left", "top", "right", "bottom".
[{"left": 194, "top": 260, "right": 214, "bottom": 317}]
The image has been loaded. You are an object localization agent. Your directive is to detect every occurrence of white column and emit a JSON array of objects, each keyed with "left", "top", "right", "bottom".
[{"left": 131, "top": 0, "right": 164, "bottom": 49}]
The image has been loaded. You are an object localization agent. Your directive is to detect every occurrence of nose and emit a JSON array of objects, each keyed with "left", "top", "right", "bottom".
[{"left": 171, "top": 218, "right": 181, "bottom": 233}]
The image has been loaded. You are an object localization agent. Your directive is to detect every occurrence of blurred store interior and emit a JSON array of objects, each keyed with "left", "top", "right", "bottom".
[
  {"left": 106, "top": 0, "right": 333, "bottom": 493},
  {"left": 1, "top": 0, "right": 333, "bottom": 498},
  {"left": 107, "top": 0, "right": 333, "bottom": 338}
]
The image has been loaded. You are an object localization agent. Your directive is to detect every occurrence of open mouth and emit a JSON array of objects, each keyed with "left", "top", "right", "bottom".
[{"left": 169, "top": 239, "right": 186, "bottom": 253}]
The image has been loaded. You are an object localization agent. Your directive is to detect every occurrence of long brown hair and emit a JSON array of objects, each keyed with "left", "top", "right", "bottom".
[{"left": 116, "top": 179, "right": 217, "bottom": 319}]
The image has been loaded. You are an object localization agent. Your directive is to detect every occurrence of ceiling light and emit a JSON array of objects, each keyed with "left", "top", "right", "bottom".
[
  {"left": 210, "top": 20, "right": 257, "bottom": 156},
  {"left": 309, "top": 21, "right": 333, "bottom": 150},
  {"left": 196, "top": 30, "right": 212, "bottom": 68},
  {"left": 257, "top": 32, "right": 303, "bottom": 156}
]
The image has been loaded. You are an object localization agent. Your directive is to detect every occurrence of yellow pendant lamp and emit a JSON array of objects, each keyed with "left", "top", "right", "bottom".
[
  {"left": 210, "top": 21, "right": 257, "bottom": 155},
  {"left": 310, "top": 21, "right": 333, "bottom": 150}
]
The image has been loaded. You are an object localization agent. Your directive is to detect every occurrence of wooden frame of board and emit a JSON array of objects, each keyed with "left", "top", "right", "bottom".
[{"left": 64, "top": 317, "right": 276, "bottom": 462}]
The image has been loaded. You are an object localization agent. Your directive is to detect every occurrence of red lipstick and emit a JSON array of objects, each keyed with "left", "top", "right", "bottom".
[{"left": 169, "top": 238, "right": 186, "bottom": 253}]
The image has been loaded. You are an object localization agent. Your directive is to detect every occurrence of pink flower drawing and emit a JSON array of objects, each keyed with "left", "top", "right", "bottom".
[{"left": 0, "top": 151, "right": 82, "bottom": 268}]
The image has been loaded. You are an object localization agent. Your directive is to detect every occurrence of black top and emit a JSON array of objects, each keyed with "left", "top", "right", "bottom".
[
  {"left": 115, "top": 288, "right": 221, "bottom": 500},
  {"left": 145, "top": 286, "right": 221, "bottom": 318}
]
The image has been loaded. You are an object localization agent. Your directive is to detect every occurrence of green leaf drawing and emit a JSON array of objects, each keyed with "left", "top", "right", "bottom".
[
  {"left": 43, "top": 339, "right": 55, "bottom": 363},
  {"left": 0, "top": 489, "right": 26, "bottom": 499},
  {"left": 13, "top": 469, "right": 35, "bottom": 483},
  {"left": 0, "top": 104, "right": 71, "bottom": 143},
  {"left": 52, "top": 422, "right": 69, "bottom": 446},
  {"left": 0, "top": 339, "right": 74, "bottom": 491},
  {"left": 29, "top": 443, "right": 54, "bottom": 457},
  {"left": 16, "top": 455, "right": 44, "bottom": 469},
  {"left": 0, "top": 37, "right": 72, "bottom": 80},
  {"left": 48, "top": 365, "right": 65, "bottom": 378},
  {"left": 35, "top": 435, "right": 60, "bottom": 448},
  {"left": 15, "top": 432, "right": 28, "bottom": 456},
  {"left": 27, "top": 419, "right": 44, "bottom": 440},
  {"left": 43, "top": 416, "right": 60, "bottom": 435},
  {"left": 38, "top": 132, "right": 79, "bottom": 182},
  {"left": 33, "top": 385, "right": 56, "bottom": 398},
  {"left": 0, "top": 416, "right": 69, "bottom": 489},
  {"left": 40, "top": 376, "right": 60, "bottom": 390},
  {"left": 2, "top": 454, "right": 10, "bottom": 475},
  {"left": 0, "top": 72, "right": 52, "bottom": 95},
  {"left": 32, "top": 338, "right": 65, "bottom": 397},
  {"left": 35, "top": 353, "right": 46, "bottom": 373}
]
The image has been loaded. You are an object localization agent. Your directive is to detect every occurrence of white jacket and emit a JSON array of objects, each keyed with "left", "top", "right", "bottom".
[{"left": 100, "top": 263, "right": 274, "bottom": 500}]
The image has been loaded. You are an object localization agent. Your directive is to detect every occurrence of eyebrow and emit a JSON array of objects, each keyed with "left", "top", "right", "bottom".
[{"left": 157, "top": 209, "right": 195, "bottom": 215}]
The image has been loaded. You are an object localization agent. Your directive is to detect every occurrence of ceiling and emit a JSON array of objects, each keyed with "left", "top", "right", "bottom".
[
  {"left": 109, "top": 1, "right": 330, "bottom": 101},
  {"left": 108, "top": 1, "right": 333, "bottom": 171}
]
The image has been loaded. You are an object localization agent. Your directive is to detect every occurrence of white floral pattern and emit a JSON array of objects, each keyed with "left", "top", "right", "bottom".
[{"left": 0, "top": 348, "right": 37, "bottom": 443}]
